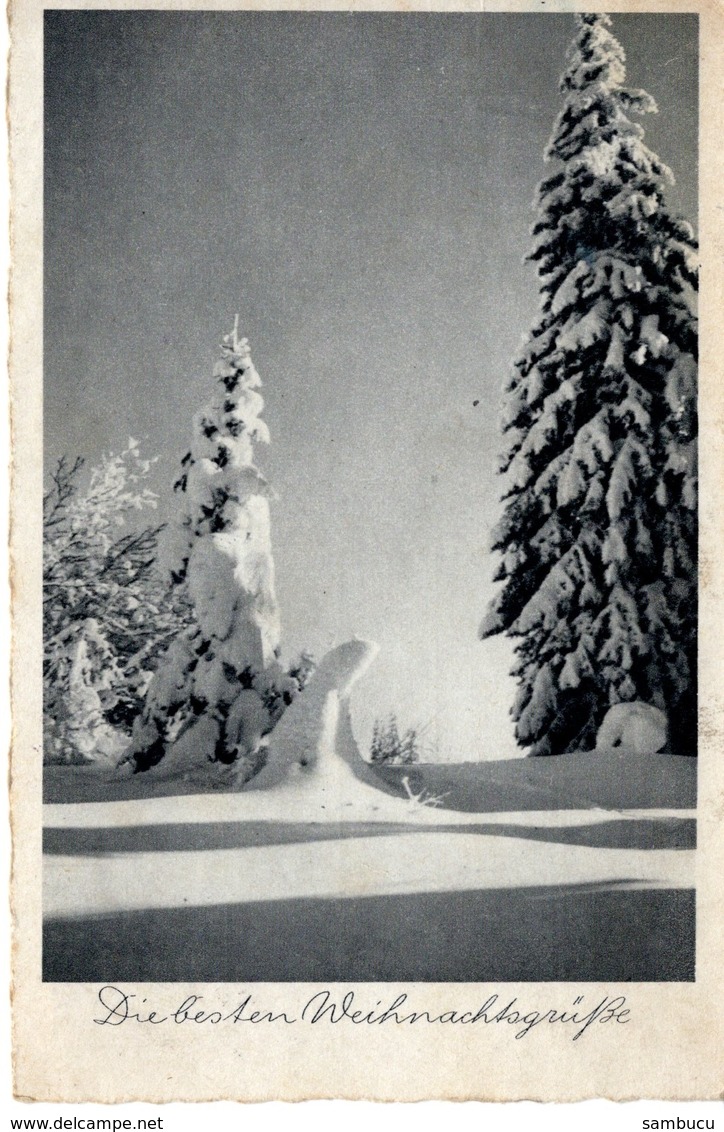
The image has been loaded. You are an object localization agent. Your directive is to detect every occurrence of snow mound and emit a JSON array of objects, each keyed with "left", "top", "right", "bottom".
[
  {"left": 245, "top": 638, "right": 381, "bottom": 792},
  {"left": 136, "top": 715, "right": 221, "bottom": 782},
  {"left": 596, "top": 702, "right": 668, "bottom": 756}
]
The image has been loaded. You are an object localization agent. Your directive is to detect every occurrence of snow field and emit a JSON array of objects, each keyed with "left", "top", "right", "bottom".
[{"left": 44, "top": 828, "right": 693, "bottom": 920}]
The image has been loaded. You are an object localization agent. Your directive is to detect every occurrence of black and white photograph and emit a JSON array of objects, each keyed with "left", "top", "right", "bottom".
[
  {"left": 39, "top": 7, "right": 699, "bottom": 983},
  {"left": 9, "top": 0, "right": 724, "bottom": 1105}
]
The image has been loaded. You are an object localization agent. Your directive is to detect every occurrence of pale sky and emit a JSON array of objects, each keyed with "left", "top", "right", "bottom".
[{"left": 45, "top": 12, "right": 698, "bottom": 761}]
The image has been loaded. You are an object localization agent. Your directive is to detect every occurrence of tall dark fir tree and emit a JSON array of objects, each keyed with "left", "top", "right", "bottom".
[{"left": 480, "top": 14, "right": 697, "bottom": 756}]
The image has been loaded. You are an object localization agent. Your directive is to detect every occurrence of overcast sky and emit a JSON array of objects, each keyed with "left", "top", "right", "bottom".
[{"left": 44, "top": 12, "right": 698, "bottom": 761}]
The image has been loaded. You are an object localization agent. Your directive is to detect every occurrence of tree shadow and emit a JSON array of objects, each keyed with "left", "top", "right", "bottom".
[
  {"left": 43, "top": 881, "right": 694, "bottom": 983},
  {"left": 376, "top": 756, "right": 697, "bottom": 812},
  {"left": 43, "top": 814, "right": 696, "bottom": 856}
]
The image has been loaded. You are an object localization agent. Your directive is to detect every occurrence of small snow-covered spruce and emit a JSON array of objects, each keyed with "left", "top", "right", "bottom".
[
  {"left": 480, "top": 15, "right": 697, "bottom": 756},
  {"left": 127, "top": 321, "right": 304, "bottom": 776},
  {"left": 43, "top": 444, "right": 190, "bottom": 764},
  {"left": 370, "top": 715, "right": 420, "bottom": 765}
]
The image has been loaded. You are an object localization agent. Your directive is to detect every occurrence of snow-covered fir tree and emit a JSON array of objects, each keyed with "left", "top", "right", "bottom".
[
  {"left": 126, "top": 320, "right": 305, "bottom": 775},
  {"left": 43, "top": 443, "right": 190, "bottom": 764},
  {"left": 480, "top": 14, "right": 697, "bottom": 756}
]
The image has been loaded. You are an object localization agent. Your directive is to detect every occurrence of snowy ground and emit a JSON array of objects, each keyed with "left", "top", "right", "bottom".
[{"left": 43, "top": 752, "right": 695, "bottom": 982}]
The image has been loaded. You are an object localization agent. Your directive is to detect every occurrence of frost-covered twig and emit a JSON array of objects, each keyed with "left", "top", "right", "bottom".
[{"left": 401, "top": 775, "right": 449, "bottom": 809}]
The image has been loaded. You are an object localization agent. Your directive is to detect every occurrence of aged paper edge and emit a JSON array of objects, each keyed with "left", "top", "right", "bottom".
[{"left": 8, "top": 0, "right": 724, "bottom": 1104}]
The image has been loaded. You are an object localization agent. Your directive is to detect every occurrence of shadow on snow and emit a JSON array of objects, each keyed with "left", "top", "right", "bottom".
[
  {"left": 43, "top": 814, "right": 696, "bottom": 856},
  {"left": 43, "top": 881, "right": 695, "bottom": 983}
]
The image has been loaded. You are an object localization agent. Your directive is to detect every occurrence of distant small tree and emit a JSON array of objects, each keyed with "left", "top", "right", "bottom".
[{"left": 370, "top": 715, "right": 420, "bottom": 765}]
